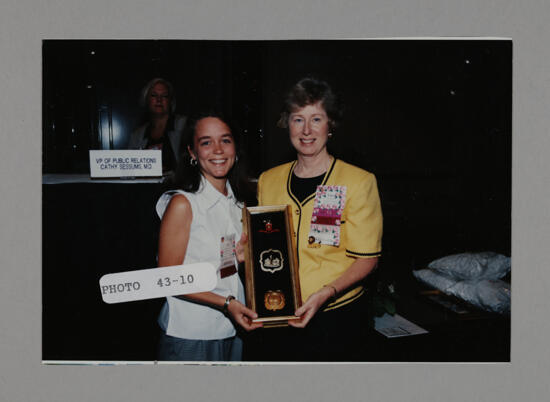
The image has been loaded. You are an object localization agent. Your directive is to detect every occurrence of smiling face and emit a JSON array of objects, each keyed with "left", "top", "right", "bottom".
[
  {"left": 189, "top": 117, "right": 236, "bottom": 187},
  {"left": 288, "top": 102, "right": 330, "bottom": 158},
  {"left": 147, "top": 82, "right": 171, "bottom": 116}
]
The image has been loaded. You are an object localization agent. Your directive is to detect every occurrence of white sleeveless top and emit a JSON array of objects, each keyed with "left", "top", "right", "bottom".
[{"left": 155, "top": 176, "right": 245, "bottom": 340}]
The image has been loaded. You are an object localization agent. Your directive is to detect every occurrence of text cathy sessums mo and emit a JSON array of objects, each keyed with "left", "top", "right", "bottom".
[{"left": 95, "top": 157, "right": 157, "bottom": 170}]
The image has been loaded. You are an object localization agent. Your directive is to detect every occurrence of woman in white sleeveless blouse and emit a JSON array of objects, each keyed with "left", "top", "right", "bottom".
[{"left": 156, "top": 112, "right": 261, "bottom": 361}]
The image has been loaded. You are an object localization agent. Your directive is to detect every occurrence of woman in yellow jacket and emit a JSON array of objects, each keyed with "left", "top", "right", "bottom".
[{"left": 256, "top": 77, "right": 383, "bottom": 361}]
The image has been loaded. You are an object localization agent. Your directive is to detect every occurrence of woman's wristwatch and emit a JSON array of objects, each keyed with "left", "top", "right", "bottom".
[{"left": 223, "top": 295, "right": 236, "bottom": 314}]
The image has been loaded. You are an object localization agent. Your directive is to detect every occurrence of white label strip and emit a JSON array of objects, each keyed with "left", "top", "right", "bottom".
[
  {"left": 89, "top": 149, "right": 162, "bottom": 178},
  {"left": 99, "top": 263, "right": 217, "bottom": 304}
]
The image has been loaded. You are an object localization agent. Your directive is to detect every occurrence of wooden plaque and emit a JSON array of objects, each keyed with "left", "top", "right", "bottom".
[{"left": 242, "top": 205, "right": 302, "bottom": 327}]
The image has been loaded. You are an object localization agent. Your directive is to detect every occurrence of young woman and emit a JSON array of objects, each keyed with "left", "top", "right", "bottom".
[{"left": 155, "top": 112, "right": 261, "bottom": 361}]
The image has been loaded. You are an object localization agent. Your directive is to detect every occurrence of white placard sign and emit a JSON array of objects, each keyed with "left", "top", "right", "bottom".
[
  {"left": 99, "top": 263, "right": 217, "bottom": 304},
  {"left": 89, "top": 150, "right": 162, "bottom": 178}
]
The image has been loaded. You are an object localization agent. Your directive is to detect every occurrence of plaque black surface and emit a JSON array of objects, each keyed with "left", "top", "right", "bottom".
[{"left": 249, "top": 211, "right": 296, "bottom": 317}]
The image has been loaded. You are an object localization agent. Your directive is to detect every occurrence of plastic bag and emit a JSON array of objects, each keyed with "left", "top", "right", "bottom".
[
  {"left": 412, "top": 268, "right": 458, "bottom": 291},
  {"left": 413, "top": 269, "right": 511, "bottom": 314},
  {"left": 446, "top": 279, "right": 511, "bottom": 314},
  {"left": 428, "top": 252, "right": 511, "bottom": 281}
]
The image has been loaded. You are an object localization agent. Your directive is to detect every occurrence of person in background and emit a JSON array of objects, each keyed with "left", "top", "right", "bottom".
[
  {"left": 255, "top": 77, "right": 383, "bottom": 361},
  {"left": 155, "top": 112, "right": 261, "bottom": 361},
  {"left": 128, "top": 78, "right": 186, "bottom": 172}
]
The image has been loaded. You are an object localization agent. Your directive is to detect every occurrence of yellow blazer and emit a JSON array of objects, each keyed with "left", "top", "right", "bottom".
[{"left": 258, "top": 158, "right": 383, "bottom": 310}]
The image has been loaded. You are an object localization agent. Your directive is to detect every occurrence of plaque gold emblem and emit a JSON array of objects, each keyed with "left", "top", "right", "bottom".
[{"left": 264, "top": 290, "right": 286, "bottom": 311}]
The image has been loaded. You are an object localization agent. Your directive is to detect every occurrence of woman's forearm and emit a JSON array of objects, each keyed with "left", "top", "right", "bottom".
[
  {"left": 325, "top": 256, "right": 378, "bottom": 297},
  {"left": 176, "top": 292, "right": 226, "bottom": 309}
]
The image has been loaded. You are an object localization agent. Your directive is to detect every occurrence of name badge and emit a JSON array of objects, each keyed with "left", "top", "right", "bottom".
[
  {"left": 220, "top": 233, "right": 236, "bottom": 269},
  {"left": 308, "top": 185, "right": 346, "bottom": 247}
]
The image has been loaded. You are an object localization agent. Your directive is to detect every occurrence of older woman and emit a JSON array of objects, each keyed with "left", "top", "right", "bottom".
[
  {"left": 128, "top": 78, "right": 186, "bottom": 172},
  {"left": 256, "top": 77, "right": 383, "bottom": 361}
]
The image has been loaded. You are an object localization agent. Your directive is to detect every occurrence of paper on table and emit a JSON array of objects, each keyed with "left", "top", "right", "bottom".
[{"left": 374, "top": 313, "right": 429, "bottom": 338}]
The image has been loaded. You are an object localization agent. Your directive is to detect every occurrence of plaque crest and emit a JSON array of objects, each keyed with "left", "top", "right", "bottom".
[
  {"left": 259, "top": 249, "right": 284, "bottom": 273},
  {"left": 259, "top": 219, "right": 280, "bottom": 233}
]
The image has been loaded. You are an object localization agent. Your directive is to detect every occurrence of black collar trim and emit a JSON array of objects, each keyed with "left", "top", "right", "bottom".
[{"left": 288, "top": 158, "right": 338, "bottom": 207}]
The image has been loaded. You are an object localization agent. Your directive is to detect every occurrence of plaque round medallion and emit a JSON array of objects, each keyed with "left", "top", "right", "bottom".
[{"left": 264, "top": 290, "right": 285, "bottom": 311}]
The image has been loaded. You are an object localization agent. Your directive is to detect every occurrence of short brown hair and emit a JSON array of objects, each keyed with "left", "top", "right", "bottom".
[{"left": 277, "top": 77, "right": 343, "bottom": 131}]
